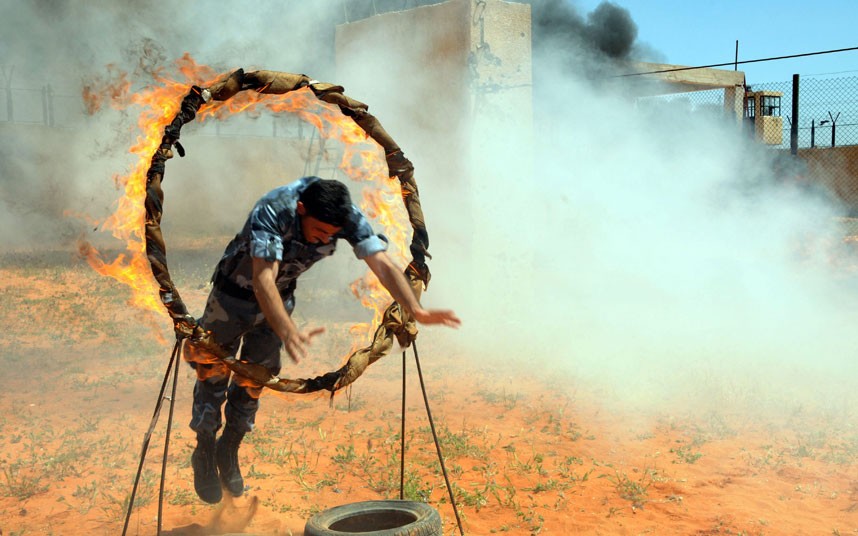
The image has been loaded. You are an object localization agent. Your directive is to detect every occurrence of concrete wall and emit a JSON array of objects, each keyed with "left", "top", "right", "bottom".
[
  {"left": 334, "top": 0, "right": 531, "bottom": 192},
  {"left": 797, "top": 145, "right": 858, "bottom": 213},
  {"left": 334, "top": 0, "right": 471, "bottom": 184},
  {"left": 333, "top": 0, "right": 533, "bottom": 309}
]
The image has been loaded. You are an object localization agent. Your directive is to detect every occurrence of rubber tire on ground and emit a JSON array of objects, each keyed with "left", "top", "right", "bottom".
[{"left": 304, "top": 500, "right": 442, "bottom": 536}]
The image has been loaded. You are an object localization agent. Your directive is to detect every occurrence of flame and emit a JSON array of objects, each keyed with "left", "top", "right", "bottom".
[
  {"left": 81, "top": 64, "right": 132, "bottom": 115},
  {"left": 85, "top": 55, "right": 412, "bottom": 347},
  {"left": 347, "top": 179, "right": 411, "bottom": 332},
  {"left": 81, "top": 55, "right": 221, "bottom": 316}
]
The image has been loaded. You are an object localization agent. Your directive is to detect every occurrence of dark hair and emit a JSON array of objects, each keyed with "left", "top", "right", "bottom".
[{"left": 299, "top": 178, "right": 353, "bottom": 228}]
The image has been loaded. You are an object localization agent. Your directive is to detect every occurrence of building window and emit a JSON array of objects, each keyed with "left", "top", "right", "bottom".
[
  {"left": 744, "top": 96, "right": 756, "bottom": 119},
  {"left": 760, "top": 95, "right": 781, "bottom": 117}
]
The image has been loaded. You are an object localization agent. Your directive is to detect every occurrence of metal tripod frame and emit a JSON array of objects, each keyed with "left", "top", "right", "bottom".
[
  {"left": 121, "top": 338, "right": 464, "bottom": 535},
  {"left": 121, "top": 338, "right": 182, "bottom": 536},
  {"left": 399, "top": 340, "right": 465, "bottom": 535}
]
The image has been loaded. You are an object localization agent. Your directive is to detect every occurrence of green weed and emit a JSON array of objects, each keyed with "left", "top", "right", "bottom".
[{"left": 600, "top": 469, "right": 652, "bottom": 505}]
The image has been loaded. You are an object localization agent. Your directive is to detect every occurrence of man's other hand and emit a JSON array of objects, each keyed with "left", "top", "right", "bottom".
[
  {"left": 284, "top": 326, "right": 326, "bottom": 363},
  {"left": 413, "top": 308, "right": 461, "bottom": 329}
]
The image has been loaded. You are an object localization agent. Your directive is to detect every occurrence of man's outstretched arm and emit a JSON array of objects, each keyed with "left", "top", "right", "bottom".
[
  {"left": 363, "top": 251, "right": 461, "bottom": 328},
  {"left": 252, "top": 256, "right": 324, "bottom": 363}
]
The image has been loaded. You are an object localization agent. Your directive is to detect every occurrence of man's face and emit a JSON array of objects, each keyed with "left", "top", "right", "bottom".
[{"left": 297, "top": 202, "right": 342, "bottom": 245}]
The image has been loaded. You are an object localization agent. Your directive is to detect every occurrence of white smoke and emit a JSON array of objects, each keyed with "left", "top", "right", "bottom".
[
  {"left": 4, "top": 0, "right": 858, "bottom": 424},
  {"left": 0, "top": 0, "right": 345, "bottom": 249},
  {"left": 436, "top": 4, "right": 858, "bottom": 422}
]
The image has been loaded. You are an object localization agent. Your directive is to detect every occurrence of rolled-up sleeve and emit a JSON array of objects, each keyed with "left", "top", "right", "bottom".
[
  {"left": 249, "top": 202, "right": 285, "bottom": 262},
  {"left": 353, "top": 233, "right": 389, "bottom": 259},
  {"left": 346, "top": 206, "right": 389, "bottom": 259}
]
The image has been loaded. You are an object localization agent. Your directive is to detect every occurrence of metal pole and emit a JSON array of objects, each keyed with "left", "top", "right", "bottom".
[
  {"left": 412, "top": 341, "right": 465, "bottom": 535},
  {"left": 734, "top": 40, "right": 739, "bottom": 71},
  {"left": 829, "top": 111, "right": 840, "bottom": 147},
  {"left": 41, "top": 86, "right": 48, "bottom": 125},
  {"left": 47, "top": 84, "right": 54, "bottom": 126},
  {"left": 790, "top": 74, "right": 799, "bottom": 155},
  {"left": 2, "top": 65, "right": 13, "bottom": 122},
  {"left": 157, "top": 341, "right": 182, "bottom": 535},
  {"left": 399, "top": 351, "right": 406, "bottom": 500},
  {"left": 811, "top": 119, "right": 815, "bottom": 148},
  {"left": 121, "top": 340, "right": 180, "bottom": 536}
]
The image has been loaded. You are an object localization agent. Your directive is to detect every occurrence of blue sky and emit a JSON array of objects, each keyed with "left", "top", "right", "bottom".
[{"left": 577, "top": 0, "right": 858, "bottom": 84}]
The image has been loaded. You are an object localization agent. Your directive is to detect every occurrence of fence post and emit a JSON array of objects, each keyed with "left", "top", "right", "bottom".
[
  {"left": 828, "top": 111, "right": 839, "bottom": 148},
  {"left": 47, "top": 85, "right": 54, "bottom": 126},
  {"left": 790, "top": 74, "right": 799, "bottom": 155},
  {"left": 2, "top": 65, "right": 13, "bottom": 122},
  {"left": 41, "top": 85, "right": 48, "bottom": 125},
  {"left": 811, "top": 119, "right": 815, "bottom": 148}
]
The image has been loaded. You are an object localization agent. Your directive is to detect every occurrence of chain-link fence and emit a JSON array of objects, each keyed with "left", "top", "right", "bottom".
[
  {"left": 5, "top": 71, "right": 858, "bottom": 213},
  {"left": 0, "top": 85, "right": 79, "bottom": 128},
  {"left": 0, "top": 83, "right": 313, "bottom": 138},
  {"left": 743, "top": 77, "right": 858, "bottom": 152},
  {"left": 636, "top": 76, "right": 858, "bottom": 215}
]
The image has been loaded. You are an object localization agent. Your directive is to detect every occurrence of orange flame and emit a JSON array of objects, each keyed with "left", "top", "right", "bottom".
[
  {"left": 347, "top": 180, "right": 411, "bottom": 331},
  {"left": 81, "top": 64, "right": 132, "bottom": 115},
  {"left": 81, "top": 55, "right": 219, "bottom": 316},
  {"left": 84, "top": 55, "right": 412, "bottom": 346}
]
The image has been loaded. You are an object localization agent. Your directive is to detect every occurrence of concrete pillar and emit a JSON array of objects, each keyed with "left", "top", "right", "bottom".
[
  {"left": 335, "top": 0, "right": 533, "bottom": 315},
  {"left": 724, "top": 84, "right": 744, "bottom": 125}
]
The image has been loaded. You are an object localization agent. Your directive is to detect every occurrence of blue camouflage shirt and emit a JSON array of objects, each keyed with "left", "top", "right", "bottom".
[{"left": 212, "top": 176, "right": 388, "bottom": 299}]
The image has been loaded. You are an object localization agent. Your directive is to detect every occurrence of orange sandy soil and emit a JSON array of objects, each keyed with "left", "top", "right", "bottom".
[{"left": 2, "top": 249, "right": 858, "bottom": 536}]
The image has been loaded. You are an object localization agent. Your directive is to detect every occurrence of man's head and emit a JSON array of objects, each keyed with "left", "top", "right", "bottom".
[{"left": 297, "top": 178, "right": 352, "bottom": 245}]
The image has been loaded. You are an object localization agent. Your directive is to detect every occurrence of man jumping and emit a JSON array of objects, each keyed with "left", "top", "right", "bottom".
[{"left": 183, "top": 176, "right": 460, "bottom": 503}]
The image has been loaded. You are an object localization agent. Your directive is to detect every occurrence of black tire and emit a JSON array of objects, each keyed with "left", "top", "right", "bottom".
[{"left": 304, "top": 500, "right": 442, "bottom": 536}]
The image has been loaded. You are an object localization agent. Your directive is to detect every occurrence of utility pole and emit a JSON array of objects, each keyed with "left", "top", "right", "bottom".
[{"left": 734, "top": 40, "right": 739, "bottom": 71}]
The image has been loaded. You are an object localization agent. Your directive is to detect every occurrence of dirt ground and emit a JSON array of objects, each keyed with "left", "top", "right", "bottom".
[{"left": 2, "top": 246, "right": 858, "bottom": 536}]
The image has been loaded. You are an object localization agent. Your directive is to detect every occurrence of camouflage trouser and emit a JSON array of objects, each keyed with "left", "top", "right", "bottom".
[{"left": 183, "top": 287, "right": 295, "bottom": 434}]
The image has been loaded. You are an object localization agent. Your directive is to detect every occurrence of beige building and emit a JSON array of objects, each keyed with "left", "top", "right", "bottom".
[{"left": 335, "top": 0, "right": 534, "bottom": 309}]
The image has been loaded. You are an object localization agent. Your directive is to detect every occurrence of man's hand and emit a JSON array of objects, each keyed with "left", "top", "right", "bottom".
[
  {"left": 413, "top": 308, "right": 461, "bottom": 328},
  {"left": 283, "top": 326, "right": 326, "bottom": 364},
  {"left": 364, "top": 252, "right": 461, "bottom": 329},
  {"left": 253, "top": 256, "right": 329, "bottom": 364}
]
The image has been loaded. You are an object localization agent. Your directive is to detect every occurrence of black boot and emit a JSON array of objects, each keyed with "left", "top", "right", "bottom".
[
  {"left": 191, "top": 431, "right": 222, "bottom": 504},
  {"left": 216, "top": 425, "right": 246, "bottom": 497}
]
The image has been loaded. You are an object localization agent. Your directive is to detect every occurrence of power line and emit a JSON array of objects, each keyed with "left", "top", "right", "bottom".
[{"left": 619, "top": 46, "right": 858, "bottom": 77}]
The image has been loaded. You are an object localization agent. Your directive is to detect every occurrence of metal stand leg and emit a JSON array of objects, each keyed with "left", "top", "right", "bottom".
[
  {"left": 397, "top": 341, "right": 465, "bottom": 533},
  {"left": 399, "top": 350, "right": 406, "bottom": 500},
  {"left": 122, "top": 339, "right": 182, "bottom": 536},
  {"left": 157, "top": 342, "right": 181, "bottom": 534}
]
